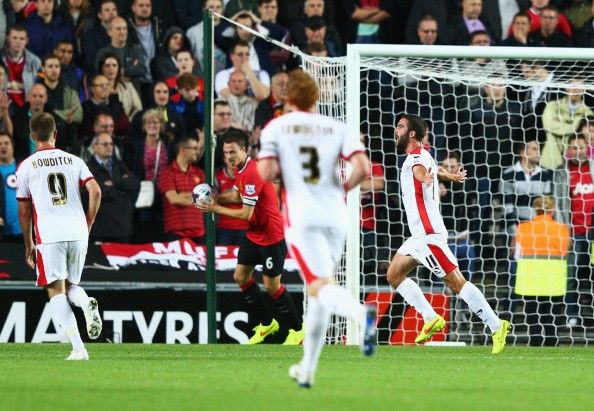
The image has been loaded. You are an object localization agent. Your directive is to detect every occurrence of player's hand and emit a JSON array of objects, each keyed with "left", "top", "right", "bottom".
[
  {"left": 452, "top": 169, "right": 467, "bottom": 183},
  {"left": 423, "top": 168, "right": 434, "bottom": 186},
  {"left": 195, "top": 198, "right": 217, "bottom": 212},
  {"left": 24, "top": 246, "right": 35, "bottom": 270}
]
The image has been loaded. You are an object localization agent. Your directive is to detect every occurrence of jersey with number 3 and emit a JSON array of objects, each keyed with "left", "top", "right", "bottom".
[
  {"left": 16, "top": 148, "right": 94, "bottom": 244},
  {"left": 259, "top": 111, "right": 365, "bottom": 228},
  {"left": 401, "top": 146, "right": 447, "bottom": 238}
]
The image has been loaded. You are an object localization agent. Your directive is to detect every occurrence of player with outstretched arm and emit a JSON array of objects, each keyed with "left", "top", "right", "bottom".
[
  {"left": 257, "top": 69, "right": 377, "bottom": 388},
  {"left": 388, "top": 113, "right": 511, "bottom": 353},
  {"left": 16, "top": 113, "right": 103, "bottom": 360}
]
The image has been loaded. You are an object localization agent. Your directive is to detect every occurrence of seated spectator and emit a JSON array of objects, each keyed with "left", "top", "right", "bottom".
[
  {"left": 128, "top": 82, "right": 187, "bottom": 149},
  {"left": 0, "top": 25, "right": 41, "bottom": 109},
  {"left": 0, "top": 67, "right": 14, "bottom": 137},
  {"left": 291, "top": 0, "right": 342, "bottom": 53},
  {"left": 574, "top": 1, "right": 594, "bottom": 47},
  {"left": 0, "top": 132, "right": 22, "bottom": 241},
  {"left": 171, "top": 73, "right": 204, "bottom": 134},
  {"left": 502, "top": 140, "right": 554, "bottom": 236},
  {"left": 510, "top": 0, "right": 573, "bottom": 39},
  {"left": 258, "top": 0, "right": 279, "bottom": 23},
  {"left": 215, "top": 39, "right": 270, "bottom": 101},
  {"left": 150, "top": 26, "right": 192, "bottom": 82},
  {"left": 214, "top": 153, "right": 248, "bottom": 245},
  {"left": 412, "top": 14, "right": 439, "bottom": 45},
  {"left": 87, "top": 132, "right": 140, "bottom": 242},
  {"left": 39, "top": 54, "right": 82, "bottom": 153},
  {"left": 165, "top": 50, "right": 204, "bottom": 105},
  {"left": 528, "top": 6, "right": 573, "bottom": 47},
  {"left": 405, "top": 0, "right": 457, "bottom": 44},
  {"left": 80, "top": 0, "right": 119, "bottom": 74},
  {"left": 23, "top": 0, "right": 74, "bottom": 60},
  {"left": 501, "top": 12, "right": 531, "bottom": 46},
  {"left": 253, "top": 71, "right": 287, "bottom": 145},
  {"left": 80, "top": 112, "right": 124, "bottom": 162},
  {"left": 81, "top": 74, "right": 130, "bottom": 138},
  {"left": 224, "top": 70, "right": 258, "bottom": 133},
  {"left": 450, "top": 0, "right": 497, "bottom": 45},
  {"left": 12, "top": 84, "right": 48, "bottom": 159},
  {"left": 187, "top": 0, "right": 227, "bottom": 74},
  {"left": 541, "top": 80, "right": 594, "bottom": 170},
  {"left": 53, "top": 40, "right": 85, "bottom": 101},
  {"left": 514, "top": 195, "right": 570, "bottom": 345},
  {"left": 98, "top": 52, "right": 143, "bottom": 120},
  {"left": 96, "top": 16, "right": 148, "bottom": 90},
  {"left": 213, "top": 100, "right": 244, "bottom": 168},
  {"left": 296, "top": 16, "right": 342, "bottom": 57},
  {"left": 215, "top": 10, "right": 289, "bottom": 77},
  {"left": 159, "top": 136, "right": 206, "bottom": 243}
]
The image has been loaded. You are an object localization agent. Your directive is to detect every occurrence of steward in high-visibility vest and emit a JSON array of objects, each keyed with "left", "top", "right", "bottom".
[{"left": 514, "top": 195, "right": 570, "bottom": 297}]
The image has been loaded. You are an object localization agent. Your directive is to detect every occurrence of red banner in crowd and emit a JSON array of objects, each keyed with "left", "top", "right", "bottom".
[{"left": 99, "top": 238, "right": 300, "bottom": 272}]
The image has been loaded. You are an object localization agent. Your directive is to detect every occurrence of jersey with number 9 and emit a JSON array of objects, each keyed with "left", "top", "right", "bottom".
[
  {"left": 16, "top": 148, "right": 94, "bottom": 244},
  {"left": 259, "top": 111, "right": 365, "bottom": 228}
]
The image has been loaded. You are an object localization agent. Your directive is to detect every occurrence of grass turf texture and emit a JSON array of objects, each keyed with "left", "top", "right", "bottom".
[{"left": 0, "top": 344, "right": 592, "bottom": 411}]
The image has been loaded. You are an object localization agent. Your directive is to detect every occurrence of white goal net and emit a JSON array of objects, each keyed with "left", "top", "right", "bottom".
[{"left": 214, "top": 15, "right": 593, "bottom": 346}]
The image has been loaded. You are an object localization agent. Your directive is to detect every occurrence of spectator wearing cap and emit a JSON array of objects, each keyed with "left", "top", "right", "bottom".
[
  {"left": 150, "top": 26, "right": 192, "bottom": 82},
  {"left": 296, "top": 16, "right": 342, "bottom": 56}
]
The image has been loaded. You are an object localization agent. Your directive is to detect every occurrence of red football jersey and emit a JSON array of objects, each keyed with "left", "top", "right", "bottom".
[
  {"left": 215, "top": 167, "right": 249, "bottom": 230},
  {"left": 234, "top": 157, "right": 284, "bottom": 245}
]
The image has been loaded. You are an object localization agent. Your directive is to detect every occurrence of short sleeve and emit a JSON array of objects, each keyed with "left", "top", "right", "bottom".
[
  {"left": 79, "top": 159, "right": 95, "bottom": 185},
  {"left": 158, "top": 166, "right": 175, "bottom": 194},
  {"left": 340, "top": 123, "right": 365, "bottom": 160},
  {"left": 15, "top": 163, "right": 30, "bottom": 200},
  {"left": 258, "top": 122, "right": 279, "bottom": 160},
  {"left": 239, "top": 165, "right": 264, "bottom": 207}
]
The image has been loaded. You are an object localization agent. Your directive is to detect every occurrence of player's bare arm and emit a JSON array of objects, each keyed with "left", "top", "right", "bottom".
[
  {"left": 412, "top": 164, "right": 433, "bottom": 186},
  {"left": 343, "top": 152, "right": 371, "bottom": 192},
  {"left": 196, "top": 197, "right": 255, "bottom": 221},
  {"left": 437, "top": 165, "right": 467, "bottom": 183},
  {"left": 17, "top": 200, "right": 35, "bottom": 269},
  {"left": 257, "top": 158, "right": 281, "bottom": 182},
  {"left": 85, "top": 178, "right": 102, "bottom": 230}
]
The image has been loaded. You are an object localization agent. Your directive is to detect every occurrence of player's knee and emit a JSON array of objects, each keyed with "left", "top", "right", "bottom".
[
  {"left": 233, "top": 271, "right": 250, "bottom": 286},
  {"left": 386, "top": 265, "right": 405, "bottom": 288},
  {"left": 443, "top": 270, "right": 466, "bottom": 294},
  {"left": 263, "top": 279, "right": 281, "bottom": 295},
  {"left": 307, "top": 277, "right": 332, "bottom": 297}
]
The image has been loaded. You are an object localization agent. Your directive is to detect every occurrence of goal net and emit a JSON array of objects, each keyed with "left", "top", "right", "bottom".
[{"left": 212, "top": 14, "right": 593, "bottom": 346}]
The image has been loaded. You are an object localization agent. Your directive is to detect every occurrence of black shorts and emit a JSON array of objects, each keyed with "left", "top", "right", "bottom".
[{"left": 237, "top": 238, "right": 286, "bottom": 277}]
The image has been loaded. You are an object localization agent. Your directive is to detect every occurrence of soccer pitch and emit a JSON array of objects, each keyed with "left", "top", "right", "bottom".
[{"left": 0, "top": 344, "right": 592, "bottom": 411}]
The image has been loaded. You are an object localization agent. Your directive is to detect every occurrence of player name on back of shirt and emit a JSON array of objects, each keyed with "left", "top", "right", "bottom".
[
  {"left": 31, "top": 156, "right": 74, "bottom": 169},
  {"left": 281, "top": 124, "right": 333, "bottom": 135}
]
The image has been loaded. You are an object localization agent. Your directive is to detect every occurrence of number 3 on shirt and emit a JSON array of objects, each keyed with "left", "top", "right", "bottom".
[
  {"left": 47, "top": 172, "right": 68, "bottom": 205},
  {"left": 299, "top": 146, "right": 320, "bottom": 184}
]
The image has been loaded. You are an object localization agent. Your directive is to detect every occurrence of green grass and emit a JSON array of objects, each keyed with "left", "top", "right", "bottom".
[{"left": 0, "top": 344, "right": 593, "bottom": 411}]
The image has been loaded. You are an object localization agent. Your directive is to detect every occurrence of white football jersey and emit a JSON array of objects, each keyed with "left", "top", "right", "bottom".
[
  {"left": 259, "top": 111, "right": 364, "bottom": 228},
  {"left": 16, "top": 148, "right": 94, "bottom": 244},
  {"left": 401, "top": 146, "right": 447, "bottom": 238}
]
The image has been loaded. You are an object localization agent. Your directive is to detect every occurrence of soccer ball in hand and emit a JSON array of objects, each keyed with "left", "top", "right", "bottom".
[{"left": 192, "top": 183, "right": 214, "bottom": 205}]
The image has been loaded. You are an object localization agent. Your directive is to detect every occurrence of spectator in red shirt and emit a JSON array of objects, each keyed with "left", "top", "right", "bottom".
[
  {"left": 507, "top": 0, "right": 573, "bottom": 38},
  {"left": 214, "top": 154, "right": 248, "bottom": 245},
  {"left": 196, "top": 129, "right": 303, "bottom": 345},
  {"left": 159, "top": 135, "right": 206, "bottom": 243}
]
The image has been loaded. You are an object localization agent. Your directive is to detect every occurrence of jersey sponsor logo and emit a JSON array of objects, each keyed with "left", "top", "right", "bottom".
[
  {"left": 245, "top": 184, "right": 256, "bottom": 195},
  {"left": 572, "top": 182, "right": 594, "bottom": 196}
]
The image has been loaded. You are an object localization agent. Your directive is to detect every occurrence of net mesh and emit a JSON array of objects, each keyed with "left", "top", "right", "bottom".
[{"left": 215, "top": 13, "right": 594, "bottom": 346}]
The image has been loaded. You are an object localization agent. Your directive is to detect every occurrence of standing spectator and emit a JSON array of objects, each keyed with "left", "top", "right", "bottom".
[
  {"left": 0, "top": 25, "right": 41, "bottom": 108},
  {"left": 554, "top": 134, "right": 594, "bottom": 327},
  {"left": 574, "top": 1, "right": 594, "bottom": 47},
  {"left": 150, "top": 26, "right": 191, "bottom": 82},
  {"left": 349, "top": 0, "right": 392, "bottom": 44},
  {"left": 53, "top": 40, "right": 85, "bottom": 101},
  {"left": 81, "top": 74, "right": 130, "bottom": 138},
  {"left": 501, "top": 12, "right": 532, "bottom": 46},
  {"left": 541, "top": 80, "right": 594, "bottom": 170},
  {"left": 502, "top": 140, "right": 554, "bottom": 236},
  {"left": 164, "top": 49, "right": 204, "bottom": 104},
  {"left": 213, "top": 99, "right": 244, "bottom": 168},
  {"left": 0, "top": 132, "right": 22, "bottom": 241},
  {"left": 215, "top": 40, "right": 270, "bottom": 101},
  {"left": 0, "top": 66, "right": 14, "bottom": 136},
  {"left": 87, "top": 132, "right": 140, "bottom": 242},
  {"left": 412, "top": 14, "right": 439, "bottom": 45},
  {"left": 11, "top": 84, "right": 48, "bottom": 159},
  {"left": 79, "top": 112, "right": 124, "bottom": 162},
  {"left": 98, "top": 52, "right": 143, "bottom": 120},
  {"left": 514, "top": 195, "right": 570, "bottom": 346},
  {"left": 519, "top": 60, "right": 556, "bottom": 145},
  {"left": 127, "top": 0, "right": 163, "bottom": 105},
  {"left": 23, "top": 0, "right": 74, "bottom": 60},
  {"left": 528, "top": 6, "right": 573, "bottom": 47},
  {"left": 253, "top": 70, "right": 287, "bottom": 145},
  {"left": 159, "top": 136, "right": 206, "bottom": 242},
  {"left": 80, "top": 0, "right": 119, "bottom": 74},
  {"left": 512, "top": 0, "right": 573, "bottom": 38},
  {"left": 577, "top": 117, "right": 594, "bottom": 159},
  {"left": 96, "top": 16, "right": 148, "bottom": 90},
  {"left": 225, "top": 70, "right": 258, "bottom": 133},
  {"left": 214, "top": 153, "right": 248, "bottom": 245},
  {"left": 172, "top": 0, "right": 203, "bottom": 30},
  {"left": 40, "top": 54, "right": 82, "bottom": 153},
  {"left": 450, "top": 0, "right": 498, "bottom": 46},
  {"left": 187, "top": 0, "right": 227, "bottom": 74}
]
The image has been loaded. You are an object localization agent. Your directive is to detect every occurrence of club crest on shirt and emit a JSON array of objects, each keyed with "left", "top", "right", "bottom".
[{"left": 245, "top": 184, "right": 256, "bottom": 195}]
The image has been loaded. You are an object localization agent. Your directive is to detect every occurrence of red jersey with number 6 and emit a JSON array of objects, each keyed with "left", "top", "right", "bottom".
[{"left": 234, "top": 157, "right": 284, "bottom": 245}]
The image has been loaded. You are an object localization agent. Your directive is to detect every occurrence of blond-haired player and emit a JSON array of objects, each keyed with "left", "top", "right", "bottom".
[
  {"left": 17, "top": 113, "right": 102, "bottom": 360},
  {"left": 257, "top": 69, "right": 377, "bottom": 388}
]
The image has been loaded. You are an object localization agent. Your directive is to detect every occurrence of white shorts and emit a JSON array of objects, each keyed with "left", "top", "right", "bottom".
[
  {"left": 397, "top": 234, "right": 458, "bottom": 278},
  {"left": 35, "top": 240, "right": 88, "bottom": 287},
  {"left": 285, "top": 225, "right": 346, "bottom": 284}
]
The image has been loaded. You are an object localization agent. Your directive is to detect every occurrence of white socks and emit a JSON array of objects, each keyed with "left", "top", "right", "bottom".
[
  {"left": 317, "top": 284, "right": 364, "bottom": 322},
  {"left": 395, "top": 278, "right": 438, "bottom": 322},
  {"left": 300, "top": 297, "right": 330, "bottom": 377},
  {"left": 49, "top": 294, "right": 85, "bottom": 351},
  {"left": 459, "top": 282, "right": 501, "bottom": 333},
  {"left": 67, "top": 284, "right": 90, "bottom": 308}
]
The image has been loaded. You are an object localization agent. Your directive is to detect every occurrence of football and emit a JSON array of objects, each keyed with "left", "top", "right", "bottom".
[{"left": 192, "top": 183, "right": 214, "bottom": 205}]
